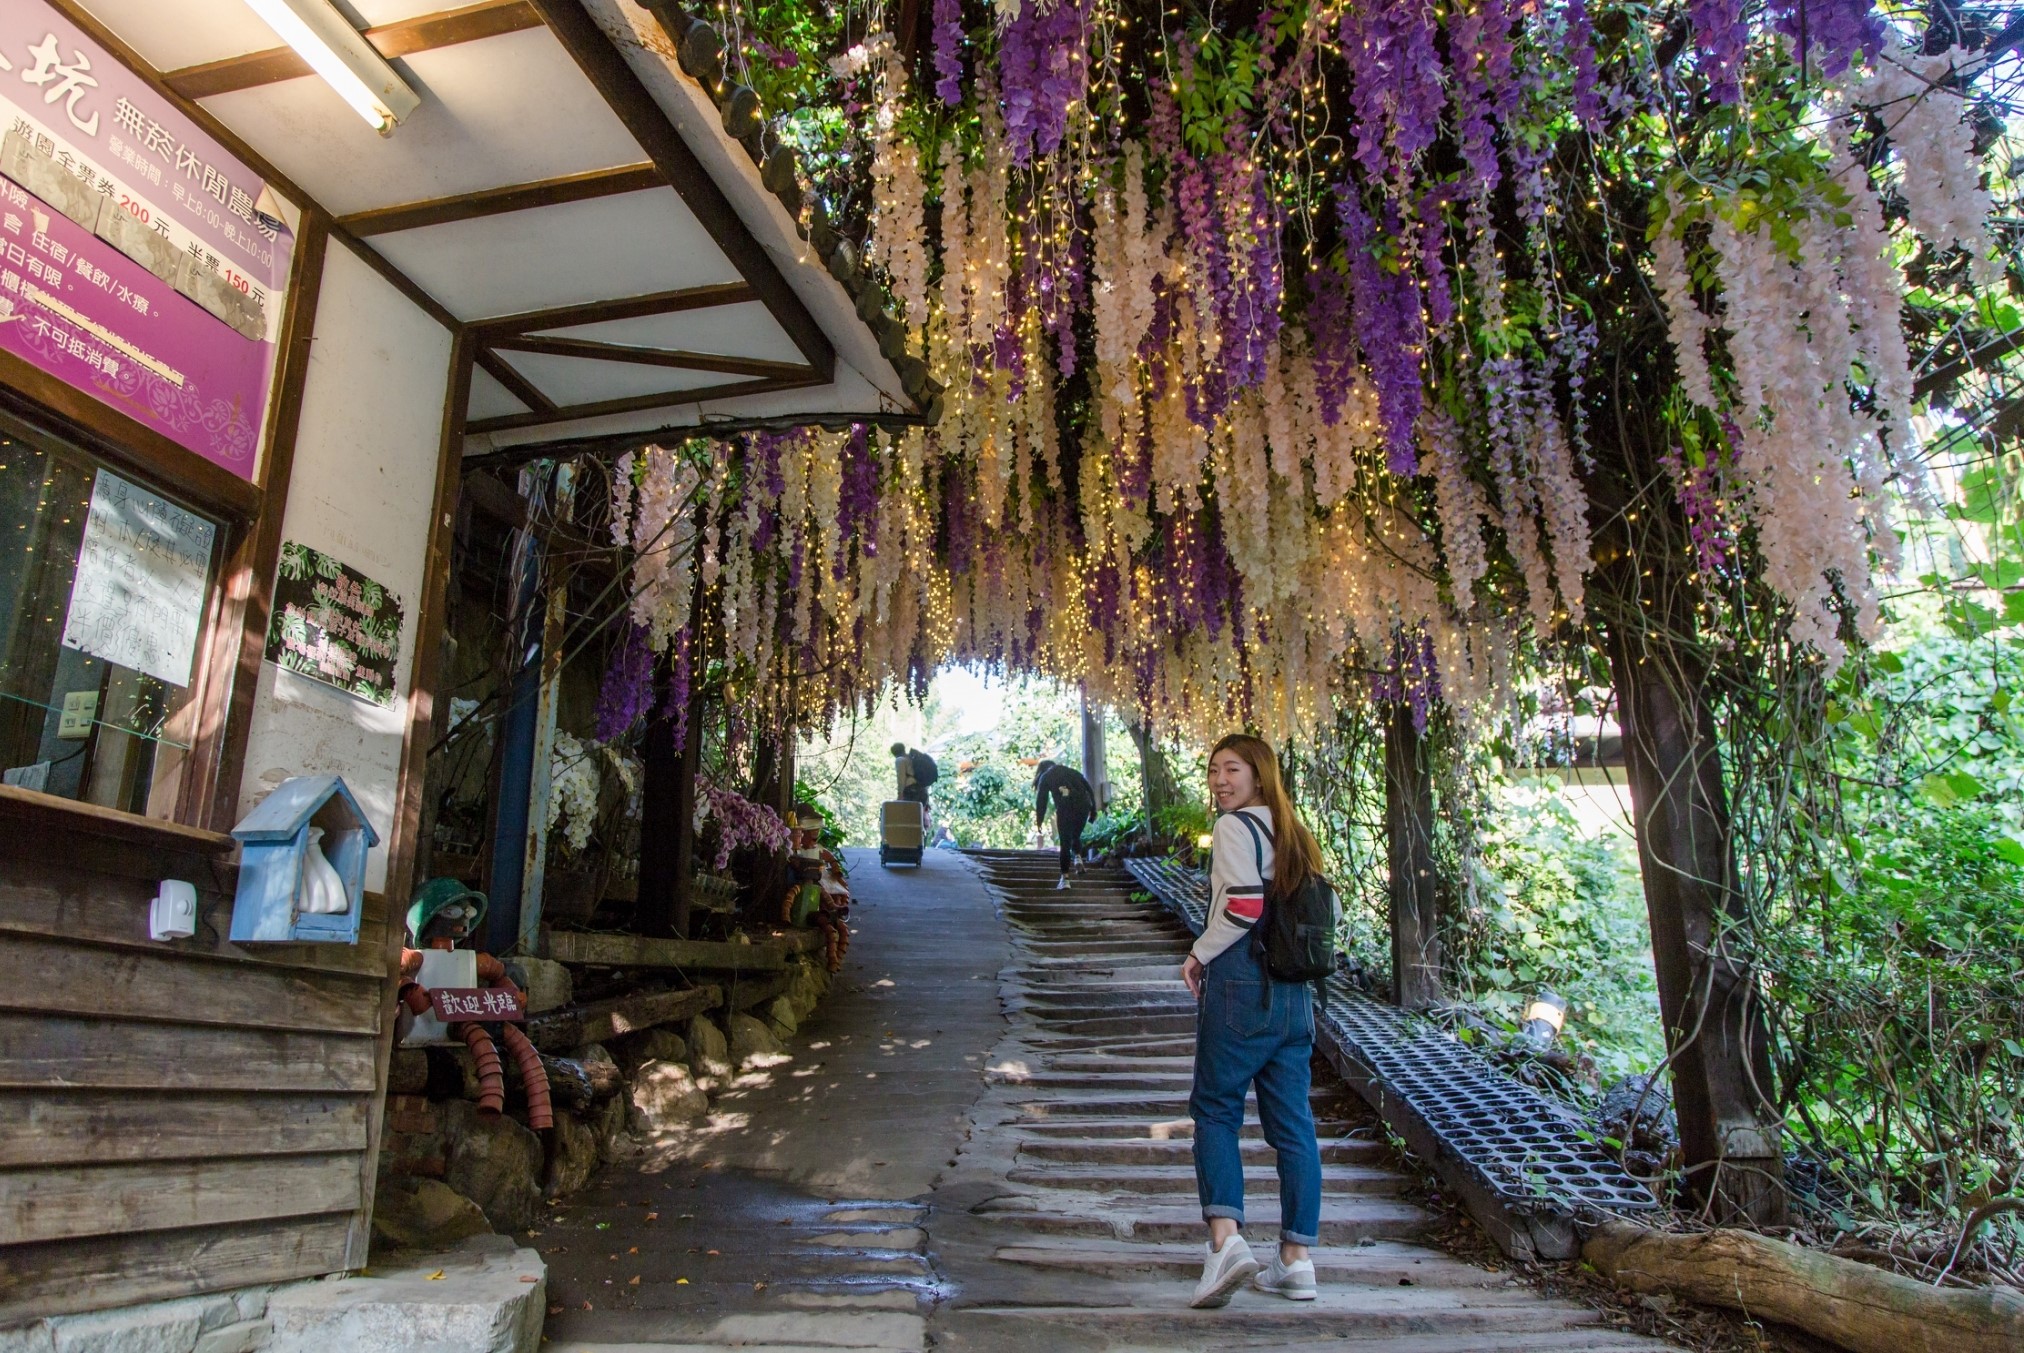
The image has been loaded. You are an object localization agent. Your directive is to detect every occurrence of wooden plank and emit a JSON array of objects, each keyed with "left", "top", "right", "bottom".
[
  {"left": 0, "top": 1014, "right": 377, "bottom": 1093},
  {"left": 340, "top": 163, "right": 663, "bottom": 236},
  {"left": 0, "top": 862, "right": 391, "bottom": 981},
  {"left": 477, "top": 347, "right": 556, "bottom": 413},
  {"left": 0, "top": 1090, "right": 371, "bottom": 1169},
  {"left": 163, "top": 1, "right": 541, "bottom": 100},
  {"left": 0, "top": 933, "right": 383, "bottom": 1035},
  {"left": 469, "top": 281, "right": 755, "bottom": 339},
  {"left": 0, "top": 1152, "right": 361, "bottom": 1246},
  {"left": 491, "top": 334, "right": 817, "bottom": 381},
  {"left": 0, "top": 784, "right": 234, "bottom": 855},
  {"left": 542, "top": 929, "right": 790, "bottom": 972},
  {"left": 463, "top": 371, "right": 823, "bottom": 435},
  {"left": 524, "top": 983, "right": 720, "bottom": 1053},
  {"left": 199, "top": 210, "right": 331, "bottom": 832},
  {"left": 0, "top": 1213, "right": 352, "bottom": 1323},
  {"left": 724, "top": 971, "right": 793, "bottom": 1013}
]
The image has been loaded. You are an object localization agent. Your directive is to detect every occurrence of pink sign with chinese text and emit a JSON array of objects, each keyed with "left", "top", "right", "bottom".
[{"left": 0, "top": 1, "right": 293, "bottom": 481}]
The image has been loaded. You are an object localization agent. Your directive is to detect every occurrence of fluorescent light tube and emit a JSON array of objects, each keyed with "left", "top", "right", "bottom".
[{"left": 240, "top": 0, "right": 421, "bottom": 135}]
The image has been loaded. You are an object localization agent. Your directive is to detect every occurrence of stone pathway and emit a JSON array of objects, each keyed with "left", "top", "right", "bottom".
[
  {"left": 922, "top": 851, "right": 1669, "bottom": 1352},
  {"left": 540, "top": 846, "right": 1006, "bottom": 1352},
  {"left": 539, "top": 847, "right": 1667, "bottom": 1352}
]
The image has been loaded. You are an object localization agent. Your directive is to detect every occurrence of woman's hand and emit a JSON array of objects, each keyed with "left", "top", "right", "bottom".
[{"left": 1182, "top": 955, "right": 1205, "bottom": 1000}]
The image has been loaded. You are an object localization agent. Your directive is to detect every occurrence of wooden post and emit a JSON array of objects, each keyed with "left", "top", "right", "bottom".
[
  {"left": 1606, "top": 623, "right": 1786, "bottom": 1225},
  {"left": 636, "top": 675, "right": 680, "bottom": 938},
  {"left": 1128, "top": 721, "right": 1178, "bottom": 841},
  {"left": 1384, "top": 703, "right": 1442, "bottom": 1009},
  {"left": 668, "top": 674, "right": 705, "bottom": 939},
  {"left": 1079, "top": 688, "right": 1111, "bottom": 811}
]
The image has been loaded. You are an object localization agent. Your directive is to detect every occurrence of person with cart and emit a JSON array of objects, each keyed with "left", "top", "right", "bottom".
[{"left": 1033, "top": 759, "right": 1097, "bottom": 890}]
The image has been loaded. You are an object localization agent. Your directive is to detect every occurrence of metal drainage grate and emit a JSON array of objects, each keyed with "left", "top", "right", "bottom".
[{"left": 1124, "top": 857, "right": 1658, "bottom": 1259}]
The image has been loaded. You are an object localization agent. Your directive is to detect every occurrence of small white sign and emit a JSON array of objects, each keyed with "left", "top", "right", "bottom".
[{"left": 60, "top": 468, "right": 214, "bottom": 687}]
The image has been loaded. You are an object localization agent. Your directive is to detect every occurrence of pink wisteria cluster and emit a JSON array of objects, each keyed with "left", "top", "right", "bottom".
[{"left": 696, "top": 779, "right": 792, "bottom": 872}]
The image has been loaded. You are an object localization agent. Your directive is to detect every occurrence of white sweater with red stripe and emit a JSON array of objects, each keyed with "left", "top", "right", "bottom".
[{"left": 1191, "top": 805, "right": 1275, "bottom": 966}]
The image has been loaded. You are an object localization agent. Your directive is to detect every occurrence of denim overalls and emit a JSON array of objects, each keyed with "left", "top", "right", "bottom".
[{"left": 1189, "top": 922, "right": 1324, "bottom": 1245}]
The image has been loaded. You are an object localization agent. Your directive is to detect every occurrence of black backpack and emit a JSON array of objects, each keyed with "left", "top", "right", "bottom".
[
  {"left": 1231, "top": 812, "right": 1338, "bottom": 984},
  {"left": 909, "top": 750, "right": 940, "bottom": 787}
]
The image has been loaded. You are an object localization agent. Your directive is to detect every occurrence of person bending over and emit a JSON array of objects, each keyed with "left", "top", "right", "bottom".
[
  {"left": 891, "top": 743, "right": 935, "bottom": 816},
  {"left": 1182, "top": 733, "right": 1326, "bottom": 1308},
  {"left": 1033, "top": 759, "right": 1096, "bottom": 890}
]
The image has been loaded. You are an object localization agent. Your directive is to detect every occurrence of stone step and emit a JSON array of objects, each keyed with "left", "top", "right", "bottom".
[
  {"left": 991, "top": 1073, "right": 1198, "bottom": 1092},
  {"left": 1015, "top": 1135, "right": 1385, "bottom": 1166},
  {"left": 986, "top": 1237, "right": 1510, "bottom": 1287},
  {"left": 1027, "top": 1015, "right": 1198, "bottom": 1038},
  {"left": 943, "top": 1286, "right": 1602, "bottom": 1334},
  {"left": 1013, "top": 1117, "right": 1362, "bottom": 1142},
  {"left": 1005, "top": 1163, "right": 1405, "bottom": 1196},
  {"left": 1010, "top": 1088, "right": 1354, "bottom": 1118},
  {"left": 975, "top": 1196, "right": 1440, "bottom": 1245}
]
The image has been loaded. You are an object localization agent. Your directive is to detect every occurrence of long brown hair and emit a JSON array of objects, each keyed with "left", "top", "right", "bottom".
[{"left": 1210, "top": 733, "right": 1325, "bottom": 899}]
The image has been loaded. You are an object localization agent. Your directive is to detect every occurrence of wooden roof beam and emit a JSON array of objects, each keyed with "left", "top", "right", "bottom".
[
  {"left": 490, "top": 334, "right": 814, "bottom": 381},
  {"left": 465, "top": 370, "right": 826, "bottom": 436},
  {"left": 468, "top": 282, "right": 756, "bottom": 340},
  {"left": 164, "top": 0, "right": 541, "bottom": 101},
  {"left": 475, "top": 349, "right": 556, "bottom": 413},
  {"left": 337, "top": 164, "right": 664, "bottom": 237}
]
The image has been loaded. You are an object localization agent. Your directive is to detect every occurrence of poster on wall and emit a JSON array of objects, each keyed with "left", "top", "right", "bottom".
[
  {"left": 0, "top": 0, "right": 294, "bottom": 481},
  {"left": 60, "top": 466, "right": 215, "bottom": 686},
  {"left": 265, "top": 542, "right": 404, "bottom": 709}
]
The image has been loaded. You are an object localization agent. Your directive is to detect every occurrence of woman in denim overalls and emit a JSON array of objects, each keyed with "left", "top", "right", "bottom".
[{"left": 1182, "top": 734, "right": 1325, "bottom": 1307}]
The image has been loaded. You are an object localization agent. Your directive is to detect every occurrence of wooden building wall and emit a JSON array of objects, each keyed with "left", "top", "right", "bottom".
[{"left": 0, "top": 789, "right": 392, "bottom": 1321}]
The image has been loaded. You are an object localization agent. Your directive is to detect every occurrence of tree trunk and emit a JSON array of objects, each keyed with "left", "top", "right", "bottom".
[
  {"left": 1384, "top": 703, "right": 1442, "bottom": 1009},
  {"left": 1606, "top": 615, "right": 1786, "bottom": 1225},
  {"left": 1129, "top": 721, "right": 1179, "bottom": 842},
  {"left": 636, "top": 685, "right": 680, "bottom": 938},
  {"left": 1585, "top": 1222, "right": 2024, "bottom": 1353}
]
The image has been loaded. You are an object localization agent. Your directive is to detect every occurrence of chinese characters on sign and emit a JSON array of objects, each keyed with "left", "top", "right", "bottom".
[
  {"left": 428, "top": 988, "right": 528, "bottom": 1023},
  {"left": 60, "top": 467, "right": 216, "bottom": 687},
  {"left": 264, "top": 541, "right": 405, "bottom": 708},
  {"left": 0, "top": 1, "right": 293, "bottom": 480}
]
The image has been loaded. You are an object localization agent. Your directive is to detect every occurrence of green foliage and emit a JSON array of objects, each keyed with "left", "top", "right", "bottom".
[
  {"left": 1453, "top": 780, "right": 1665, "bottom": 1081},
  {"left": 936, "top": 758, "right": 1032, "bottom": 848},
  {"left": 1080, "top": 809, "right": 1146, "bottom": 857}
]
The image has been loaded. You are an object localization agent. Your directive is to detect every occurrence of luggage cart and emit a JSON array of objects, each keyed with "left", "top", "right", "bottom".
[{"left": 879, "top": 799, "right": 925, "bottom": 867}]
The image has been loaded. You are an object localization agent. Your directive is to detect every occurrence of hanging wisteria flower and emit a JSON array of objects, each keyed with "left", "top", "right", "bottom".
[
  {"left": 1687, "top": 0, "right": 1749, "bottom": 104},
  {"left": 1339, "top": 0, "right": 1445, "bottom": 187},
  {"left": 932, "top": 0, "right": 964, "bottom": 105},
  {"left": 1337, "top": 188, "right": 1424, "bottom": 474},
  {"left": 998, "top": 0, "right": 1088, "bottom": 164},
  {"left": 594, "top": 622, "right": 654, "bottom": 742},
  {"left": 696, "top": 779, "right": 792, "bottom": 870}
]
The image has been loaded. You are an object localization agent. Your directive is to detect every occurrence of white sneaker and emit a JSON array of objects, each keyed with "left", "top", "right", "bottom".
[
  {"left": 1253, "top": 1253, "right": 1318, "bottom": 1300},
  {"left": 1190, "top": 1234, "right": 1260, "bottom": 1308},
  {"left": 1054, "top": 876, "right": 1070, "bottom": 890}
]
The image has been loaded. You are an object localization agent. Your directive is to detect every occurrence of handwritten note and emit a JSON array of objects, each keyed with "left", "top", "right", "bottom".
[{"left": 60, "top": 468, "right": 215, "bottom": 687}]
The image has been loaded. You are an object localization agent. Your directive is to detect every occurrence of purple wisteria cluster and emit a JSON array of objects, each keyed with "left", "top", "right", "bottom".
[
  {"left": 999, "top": 0, "right": 1088, "bottom": 165},
  {"left": 594, "top": 621, "right": 654, "bottom": 742},
  {"left": 1369, "top": 625, "right": 1443, "bottom": 735},
  {"left": 837, "top": 423, "right": 879, "bottom": 567},
  {"left": 1337, "top": 189, "right": 1425, "bottom": 475},
  {"left": 665, "top": 628, "right": 694, "bottom": 753},
  {"left": 697, "top": 778, "right": 791, "bottom": 871},
  {"left": 1563, "top": 0, "right": 1605, "bottom": 130},
  {"left": 1305, "top": 263, "right": 1357, "bottom": 424},
  {"left": 1688, "top": 0, "right": 1750, "bottom": 104},
  {"left": 1339, "top": 0, "right": 1445, "bottom": 187},
  {"left": 1768, "top": 0, "right": 1885, "bottom": 79},
  {"left": 1663, "top": 443, "right": 1737, "bottom": 577},
  {"left": 1448, "top": 0, "right": 1518, "bottom": 194},
  {"left": 932, "top": 0, "right": 964, "bottom": 106}
]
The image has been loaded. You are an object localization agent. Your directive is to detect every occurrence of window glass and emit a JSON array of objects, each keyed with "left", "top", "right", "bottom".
[{"left": 0, "top": 413, "right": 219, "bottom": 818}]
